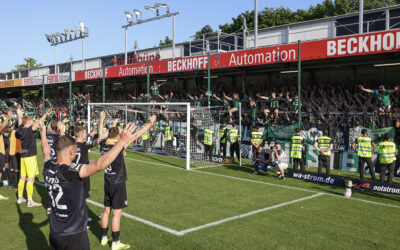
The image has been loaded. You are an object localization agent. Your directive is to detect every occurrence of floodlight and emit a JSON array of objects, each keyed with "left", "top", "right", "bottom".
[
  {"left": 55, "top": 32, "right": 63, "bottom": 41},
  {"left": 133, "top": 9, "right": 142, "bottom": 20},
  {"left": 72, "top": 24, "right": 78, "bottom": 37},
  {"left": 154, "top": 3, "right": 170, "bottom": 13},
  {"left": 79, "top": 21, "right": 85, "bottom": 33},
  {"left": 45, "top": 34, "right": 53, "bottom": 43},
  {"left": 124, "top": 11, "right": 133, "bottom": 23},
  {"left": 64, "top": 29, "right": 72, "bottom": 39},
  {"left": 144, "top": 6, "right": 159, "bottom": 16}
]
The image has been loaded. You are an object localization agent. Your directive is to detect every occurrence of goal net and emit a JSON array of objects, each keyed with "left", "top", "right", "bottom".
[{"left": 87, "top": 102, "right": 230, "bottom": 170}]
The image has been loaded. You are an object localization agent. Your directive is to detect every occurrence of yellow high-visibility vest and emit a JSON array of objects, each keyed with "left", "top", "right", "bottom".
[
  {"left": 378, "top": 141, "right": 396, "bottom": 164},
  {"left": 291, "top": 135, "right": 303, "bottom": 159},
  {"left": 356, "top": 136, "right": 373, "bottom": 158},
  {"left": 317, "top": 136, "right": 332, "bottom": 156}
]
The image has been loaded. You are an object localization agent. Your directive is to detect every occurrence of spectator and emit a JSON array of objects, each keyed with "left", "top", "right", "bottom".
[{"left": 267, "top": 143, "right": 289, "bottom": 180}]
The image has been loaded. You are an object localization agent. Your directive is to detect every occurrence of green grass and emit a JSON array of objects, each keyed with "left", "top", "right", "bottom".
[{"left": 0, "top": 146, "right": 400, "bottom": 249}]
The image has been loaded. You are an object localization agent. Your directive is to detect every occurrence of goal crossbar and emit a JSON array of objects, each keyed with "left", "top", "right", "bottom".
[{"left": 87, "top": 102, "right": 192, "bottom": 170}]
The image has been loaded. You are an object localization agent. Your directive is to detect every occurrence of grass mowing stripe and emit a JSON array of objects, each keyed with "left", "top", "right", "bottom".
[
  {"left": 101, "top": 151, "right": 400, "bottom": 209},
  {"left": 33, "top": 180, "right": 180, "bottom": 236},
  {"left": 177, "top": 193, "right": 325, "bottom": 236}
]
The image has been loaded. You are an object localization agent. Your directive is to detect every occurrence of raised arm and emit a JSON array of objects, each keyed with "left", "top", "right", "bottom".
[
  {"left": 359, "top": 85, "right": 373, "bottom": 93},
  {"left": 125, "top": 115, "right": 156, "bottom": 145},
  {"left": 111, "top": 118, "right": 118, "bottom": 128},
  {"left": 17, "top": 107, "right": 23, "bottom": 126},
  {"left": 388, "top": 85, "right": 399, "bottom": 94},
  {"left": 256, "top": 93, "right": 269, "bottom": 100},
  {"left": 98, "top": 111, "right": 106, "bottom": 141},
  {"left": 79, "top": 123, "right": 136, "bottom": 178},
  {"left": 212, "top": 94, "right": 222, "bottom": 101},
  {"left": 57, "top": 121, "right": 65, "bottom": 136},
  {"left": 186, "top": 92, "right": 194, "bottom": 100},
  {"left": 223, "top": 92, "right": 232, "bottom": 100},
  {"left": 33, "top": 109, "right": 52, "bottom": 131},
  {"left": 40, "top": 120, "right": 51, "bottom": 161}
]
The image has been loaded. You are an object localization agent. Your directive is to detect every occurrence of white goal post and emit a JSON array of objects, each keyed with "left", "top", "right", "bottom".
[{"left": 87, "top": 102, "right": 192, "bottom": 170}]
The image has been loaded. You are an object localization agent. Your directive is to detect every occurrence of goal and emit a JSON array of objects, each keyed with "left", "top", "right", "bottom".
[{"left": 87, "top": 102, "right": 230, "bottom": 170}]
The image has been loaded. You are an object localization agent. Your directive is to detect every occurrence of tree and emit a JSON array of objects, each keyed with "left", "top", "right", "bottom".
[
  {"left": 13, "top": 57, "right": 42, "bottom": 72},
  {"left": 194, "top": 25, "right": 219, "bottom": 40},
  {"left": 159, "top": 36, "right": 173, "bottom": 46},
  {"left": 218, "top": 0, "right": 400, "bottom": 34}
]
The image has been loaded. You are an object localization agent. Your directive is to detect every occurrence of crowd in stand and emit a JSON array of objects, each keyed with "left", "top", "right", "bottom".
[{"left": 1, "top": 81, "right": 399, "bottom": 129}]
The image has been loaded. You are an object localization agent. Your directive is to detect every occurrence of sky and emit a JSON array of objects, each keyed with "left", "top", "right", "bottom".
[{"left": 0, "top": 0, "right": 325, "bottom": 72}]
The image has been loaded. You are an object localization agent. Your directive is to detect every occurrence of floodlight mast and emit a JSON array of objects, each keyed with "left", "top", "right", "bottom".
[
  {"left": 45, "top": 22, "right": 89, "bottom": 73},
  {"left": 122, "top": 3, "right": 179, "bottom": 64}
]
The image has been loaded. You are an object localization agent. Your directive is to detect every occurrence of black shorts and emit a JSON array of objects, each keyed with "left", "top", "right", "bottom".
[
  {"left": 50, "top": 231, "right": 90, "bottom": 250},
  {"left": 0, "top": 153, "right": 4, "bottom": 168},
  {"left": 9, "top": 155, "right": 19, "bottom": 171},
  {"left": 104, "top": 182, "right": 128, "bottom": 209},
  {"left": 83, "top": 177, "right": 90, "bottom": 199}
]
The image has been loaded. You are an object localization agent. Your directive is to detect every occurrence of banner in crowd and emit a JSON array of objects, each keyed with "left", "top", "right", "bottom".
[
  {"left": 75, "top": 29, "right": 400, "bottom": 81},
  {"left": 348, "top": 126, "right": 394, "bottom": 151},
  {"left": 0, "top": 79, "right": 22, "bottom": 88},
  {"left": 22, "top": 73, "right": 73, "bottom": 86}
]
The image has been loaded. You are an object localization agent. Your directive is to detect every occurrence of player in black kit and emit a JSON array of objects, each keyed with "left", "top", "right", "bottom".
[
  {"left": 41, "top": 119, "right": 138, "bottom": 250},
  {"left": 73, "top": 111, "right": 106, "bottom": 199},
  {"left": 100, "top": 115, "right": 156, "bottom": 250},
  {"left": 45, "top": 120, "right": 64, "bottom": 214}
]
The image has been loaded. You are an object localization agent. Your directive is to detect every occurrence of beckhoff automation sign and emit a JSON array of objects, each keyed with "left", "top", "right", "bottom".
[{"left": 75, "top": 29, "right": 400, "bottom": 81}]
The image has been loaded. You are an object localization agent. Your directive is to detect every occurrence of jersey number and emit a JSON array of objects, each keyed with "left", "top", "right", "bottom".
[{"left": 49, "top": 184, "right": 67, "bottom": 210}]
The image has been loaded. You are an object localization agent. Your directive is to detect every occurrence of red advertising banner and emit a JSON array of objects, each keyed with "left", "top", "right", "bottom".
[{"left": 75, "top": 29, "right": 400, "bottom": 81}]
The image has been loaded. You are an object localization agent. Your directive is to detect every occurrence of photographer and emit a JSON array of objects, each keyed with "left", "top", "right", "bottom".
[
  {"left": 252, "top": 146, "right": 270, "bottom": 175},
  {"left": 267, "top": 143, "right": 289, "bottom": 180}
]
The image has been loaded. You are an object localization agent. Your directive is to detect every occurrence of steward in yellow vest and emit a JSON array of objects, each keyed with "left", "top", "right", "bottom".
[
  {"left": 228, "top": 123, "right": 240, "bottom": 164},
  {"left": 204, "top": 126, "right": 214, "bottom": 158},
  {"left": 250, "top": 126, "right": 263, "bottom": 155},
  {"left": 313, "top": 130, "right": 333, "bottom": 175},
  {"left": 352, "top": 129, "right": 376, "bottom": 181},
  {"left": 377, "top": 133, "right": 397, "bottom": 184},
  {"left": 219, "top": 122, "right": 227, "bottom": 157},
  {"left": 164, "top": 121, "right": 174, "bottom": 156},
  {"left": 290, "top": 128, "right": 305, "bottom": 173}
]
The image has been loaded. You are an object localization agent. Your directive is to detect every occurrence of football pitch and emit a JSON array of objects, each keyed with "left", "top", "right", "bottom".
[{"left": 1, "top": 147, "right": 400, "bottom": 249}]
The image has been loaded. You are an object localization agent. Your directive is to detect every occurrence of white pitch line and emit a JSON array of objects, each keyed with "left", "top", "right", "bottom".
[
  {"left": 176, "top": 193, "right": 325, "bottom": 236},
  {"left": 33, "top": 180, "right": 180, "bottom": 236},
  {"left": 85, "top": 199, "right": 181, "bottom": 236}
]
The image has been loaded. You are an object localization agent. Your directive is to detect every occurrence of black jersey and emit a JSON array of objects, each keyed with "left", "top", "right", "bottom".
[
  {"left": 43, "top": 160, "right": 87, "bottom": 236},
  {"left": 73, "top": 139, "right": 95, "bottom": 165},
  {"left": 16, "top": 125, "right": 37, "bottom": 157},
  {"left": 47, "top": 133, "right": 60, "bottom": 161},
  {"left": 100, "top": 140, "right": 127, "bottom": 184}
]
